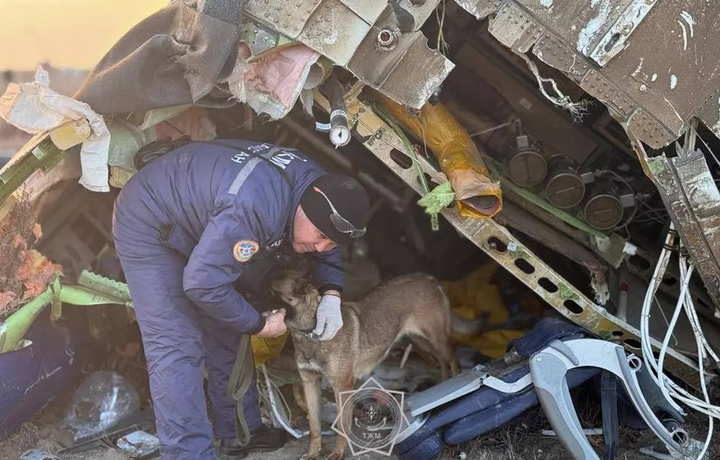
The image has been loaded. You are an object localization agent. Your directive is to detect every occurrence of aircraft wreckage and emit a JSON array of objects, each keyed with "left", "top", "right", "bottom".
[{"left": 2, "top": 1, "right": 720, "bottom": 459}]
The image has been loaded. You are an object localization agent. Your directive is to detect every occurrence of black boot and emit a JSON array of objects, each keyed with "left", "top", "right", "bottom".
[{"left": 219, "top": 425, "right": 289, "bottom": 459}]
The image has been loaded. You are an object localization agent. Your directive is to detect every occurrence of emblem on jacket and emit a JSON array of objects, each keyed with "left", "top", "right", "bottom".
[
  {"left": 233, "top": 240, "right": 259, "bottom": 262},
  {"left": 268, "top": 238, "right": 284, "bottom": 249}
]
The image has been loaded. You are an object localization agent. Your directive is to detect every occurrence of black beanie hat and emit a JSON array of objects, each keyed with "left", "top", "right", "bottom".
[{"left": 300, "top": 174, "right": 370, "bottom": 246}]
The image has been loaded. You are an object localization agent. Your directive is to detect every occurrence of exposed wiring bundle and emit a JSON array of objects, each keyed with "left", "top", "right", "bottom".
[{"left": 640, "top": 223, "right": 720, "bottom": 459}]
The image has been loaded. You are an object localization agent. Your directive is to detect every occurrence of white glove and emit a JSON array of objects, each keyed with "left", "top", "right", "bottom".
[{"left": 313, "top": 294, "right": 343, "bottom": 341}]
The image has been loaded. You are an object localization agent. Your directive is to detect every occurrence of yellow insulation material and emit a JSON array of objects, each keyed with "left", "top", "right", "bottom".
[
  {"left": 377, "top": 95, "right": 503, "bottom": 218},
  {"left": 442, "top": 264, "right": 544, "bottom": 359}
]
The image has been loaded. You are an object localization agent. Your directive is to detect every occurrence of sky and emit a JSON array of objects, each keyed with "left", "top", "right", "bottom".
[{"left": 1, "top": 0, "right": 169, "bottom": 71}]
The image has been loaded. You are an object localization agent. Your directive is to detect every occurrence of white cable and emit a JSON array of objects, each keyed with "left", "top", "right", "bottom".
[
  {"left": 695, "top": 334, "right": 714, "bottom": 460},
  {"left": 680, "top": 255, "right": 714, "bottom": 459},
  {"left": 681, "top": 282, "right": 720, "bottom": 364},
  {"left": 656, "top": 258, "right": 693, "bottom": 408},
  {"left": 644, "top": 253, "right": 719, "bottom": 418},
  {"left": 637, "top": 227, "right": 720, "bottom": 459},
  {"left": 639, "top": 228, "right": 676, "bottom": 391}
]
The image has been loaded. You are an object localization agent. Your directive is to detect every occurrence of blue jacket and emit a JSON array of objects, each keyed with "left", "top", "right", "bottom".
[{"left": 114, "top": 139, "right": 343, "bottom": 334}]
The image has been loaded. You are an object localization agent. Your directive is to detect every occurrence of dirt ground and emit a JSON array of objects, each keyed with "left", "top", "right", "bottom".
[
  {"left": 2, "top": 385, "right": 718, "bottom": 460},
  {"left": 1, "top": 322, "right": 717, "bottom": 460}
]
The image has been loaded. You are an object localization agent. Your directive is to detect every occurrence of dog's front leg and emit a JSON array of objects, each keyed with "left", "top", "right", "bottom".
[
  {"left": 299, "top": 369, "right": 323, "bottom": 460},
  {"left": 326, "top": 372, "right": 354, "bottom": 460},
  {"left": 293, "top": 384, "right": 309, "bottom": 414}
]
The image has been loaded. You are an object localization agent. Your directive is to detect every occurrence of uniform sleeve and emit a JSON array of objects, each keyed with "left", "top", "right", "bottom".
[
  {"left": 310, "top": 246, "right": 344, "bottom": 294},
  {"left": 183, "top": 200, "right": 267, "bottom": 335}
]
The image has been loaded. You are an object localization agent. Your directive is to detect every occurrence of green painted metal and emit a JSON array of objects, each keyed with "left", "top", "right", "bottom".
[
  {"left": 483, "top": 157, "right": 606, "bottom": 238},
  {"left": 0, "top": 271, "right": 132, "bottom": 354},
  {"left": 78, "top": 270, "right": 132, "bottom": 305},
  {"left": 0, "top": 288, "right": 53, "bottom": 354},
  {"left": 0, "top": 134, "right": 66, "bottom": 209}
]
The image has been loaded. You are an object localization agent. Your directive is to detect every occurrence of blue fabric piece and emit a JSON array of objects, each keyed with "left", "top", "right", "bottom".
[
  {"left": 0, "top": 310, "right": 88, "bottom": 440},
  {"left": 444, "top": 366, "right": 600, "bottom": 445},
  {"left": 507, "top": 317, "right": 590, "bottom": 358},
  {"left": 112, "top": 139, "right": 344, "bottom": 458},
  {"left": 395, "top": 431, "right": 444, "bottom": 460}
]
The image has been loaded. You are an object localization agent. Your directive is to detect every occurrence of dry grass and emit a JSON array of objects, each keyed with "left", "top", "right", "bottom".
[
  {"left": 0, "top": 188, "right": 36, "bottom": 316},
  {"left": 0, "top": 187, "right": 61, "bottom": 319},
  {"left": 434, "top": 400, "right": 720, "bottom": 460}
]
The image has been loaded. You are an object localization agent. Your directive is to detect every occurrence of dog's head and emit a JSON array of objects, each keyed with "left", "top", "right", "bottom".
[{"left": 265, "top": 269, "right": 321, "bottom": 330}]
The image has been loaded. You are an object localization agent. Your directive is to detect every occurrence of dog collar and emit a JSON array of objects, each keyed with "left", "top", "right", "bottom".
[{"left": 287, "top": 326, "right": 318, "bottom": 340}]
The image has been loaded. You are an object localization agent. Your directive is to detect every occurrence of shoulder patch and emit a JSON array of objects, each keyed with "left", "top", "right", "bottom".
[{"left": 233, "top": 240, "right": 259, "bottom": 263}]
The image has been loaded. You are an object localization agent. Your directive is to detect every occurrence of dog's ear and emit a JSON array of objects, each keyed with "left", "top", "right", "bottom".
[{"left": 290, "top": 277, "right": 310, "bottom": 296}]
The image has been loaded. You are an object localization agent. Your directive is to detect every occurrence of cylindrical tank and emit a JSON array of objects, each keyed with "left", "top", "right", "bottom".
[
  {"left": 505, "top": 135, "right": 547, "bottom": 187},
  {"left": 544, "top": 155, "right": 586, "bottom": 209},
  {"left": 582, "top": 176, "right": 626, "bottom": 231},
  {"left": 583, "top": 193, "right": 624, "bottom": 231}
]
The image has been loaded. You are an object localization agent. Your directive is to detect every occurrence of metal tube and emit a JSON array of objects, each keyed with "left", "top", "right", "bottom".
[{"left": 318, "top": 73, "right": 350, "bottom": 147}]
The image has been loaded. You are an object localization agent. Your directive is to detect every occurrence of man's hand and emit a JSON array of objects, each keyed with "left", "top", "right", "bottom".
[
  {"left": 313, "top": 294, "right": 342, "bottom": 341},
  {"left": 255, "top": 308, "right": 287, "bottom": 338}
]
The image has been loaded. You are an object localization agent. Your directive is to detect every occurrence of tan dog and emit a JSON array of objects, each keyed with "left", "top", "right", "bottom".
[{"left": 266, "top": 271, "right": 460, "bottom": 460}]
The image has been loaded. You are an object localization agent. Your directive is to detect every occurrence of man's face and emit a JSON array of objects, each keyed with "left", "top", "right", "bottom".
[{"left": 291, "top": 205, "right": 338, "bottom": 253}]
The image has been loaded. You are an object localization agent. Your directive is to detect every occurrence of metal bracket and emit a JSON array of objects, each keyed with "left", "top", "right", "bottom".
[
  {"left": 530, "top": 338, "right": 689, "bottom": 459},
  {"left": 483, "top": 373, "right": 533, "bottom": 393},
  {"left": 633, "top": 125, "right": 720, "bottom": 316},
  {"left": 406, "top": 367, "right": 490, "bottom": 417}
]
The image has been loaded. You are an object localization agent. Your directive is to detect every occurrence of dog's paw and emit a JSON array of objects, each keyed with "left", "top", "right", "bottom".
[{"left": 300, "top": 454, "right": 319, "bottom": 460}]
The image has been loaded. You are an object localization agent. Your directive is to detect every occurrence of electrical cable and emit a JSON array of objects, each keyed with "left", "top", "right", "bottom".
[{"left": 639, "top": 225, "right": 720, "bottom": 458}]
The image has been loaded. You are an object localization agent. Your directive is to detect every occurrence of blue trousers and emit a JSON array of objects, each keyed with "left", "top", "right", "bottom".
[{"left": 112, "top": 216, "right": 262, "bottom": 459}]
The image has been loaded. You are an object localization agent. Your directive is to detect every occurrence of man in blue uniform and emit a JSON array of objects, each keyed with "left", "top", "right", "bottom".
[{"left": 111, "top": 138, "right": 370, "bottom": 459}]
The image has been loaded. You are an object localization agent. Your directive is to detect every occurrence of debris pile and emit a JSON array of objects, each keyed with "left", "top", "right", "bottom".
[{"left": 0, "top": 190, "right": 61, "bottom": 318}]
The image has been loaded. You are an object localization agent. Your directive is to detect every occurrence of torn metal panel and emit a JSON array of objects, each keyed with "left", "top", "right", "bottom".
[
  {"left": 244, "top": 1, "right": 452, "bottom": 109},
  {"left": 533, "top": 34, "right": 590, "bottom": 82},
  {"left": 346, "top": 8, "right": 454, "bottom": 109},
  {"left": 488, "top": 2, "right": 544, "bottom": 53},
  {"left": 697, "top": 88, "right": 720, "bottom": 141},
  {"left": 583, "top": 1, "right": 656, "bottom": 67},
  {"left": 297, "top": 0, "right": 373, "bottom": 66},
  {"left": 506, "top": 0, "right": 656, "bottom": 68},
  {"left": 244, "top": 0, "right": 322, "bottom": 39},
  {"left": 339, "top": 0, "right": 388, "bottom": 24},
  {"left": 453, "top": 0, "right": 502, "bottom": 19},
  {"left": 502, "top": 0, "right": 657, "bottom": 67},
  {"left": 457, "top": 0, "right": 720, "bottom": 149},
  {"left": 321, "top": 92, "right": 704, "bottom": 389},
  {"left": 640, "top": 134, "right": 720, "bottom": 312}
]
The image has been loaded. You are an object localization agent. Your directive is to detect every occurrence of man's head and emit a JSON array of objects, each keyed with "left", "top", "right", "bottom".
[{"left": 291, "top": 174, "right": 370, "bottom": 253}]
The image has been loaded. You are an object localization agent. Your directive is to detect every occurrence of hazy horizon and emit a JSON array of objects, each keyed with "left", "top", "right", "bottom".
[{"left": 1, "top": 0, "right": 168, "bottom": 72}]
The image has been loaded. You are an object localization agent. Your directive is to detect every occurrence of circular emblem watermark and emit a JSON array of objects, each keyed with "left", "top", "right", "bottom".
[{"left": 332, "top": 377, "right": 410, "bottom": 456}]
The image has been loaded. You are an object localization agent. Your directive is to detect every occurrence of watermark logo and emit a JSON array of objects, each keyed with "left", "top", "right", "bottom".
[{"left": 332, "top": 377, "right": 410, "bottom": 457}]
